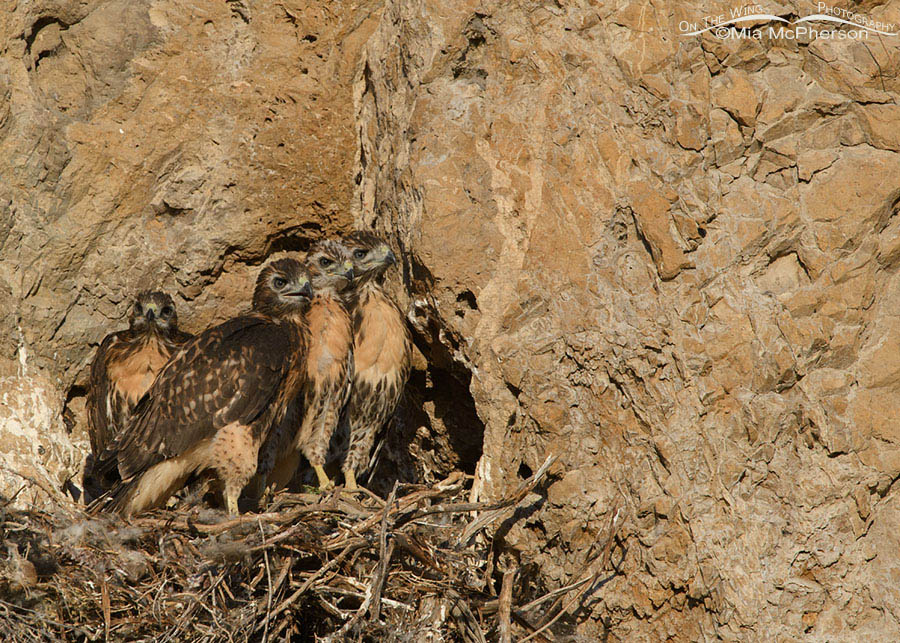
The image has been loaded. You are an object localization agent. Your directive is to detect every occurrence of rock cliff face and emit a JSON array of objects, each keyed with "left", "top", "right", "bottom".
[
  {"left": 0, "top": 0, "right": 380, "bottom": 501},
  {"left": 4, "top": 0, "right": 900, "bottom": 639},
  {"left": 357, "top": 1, "right": 900, "bottom": 639}
]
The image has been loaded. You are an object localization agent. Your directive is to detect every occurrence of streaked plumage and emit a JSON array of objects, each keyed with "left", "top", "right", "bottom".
[
  {"left": 267, "top": 240, "right": 355, "bottom": 491},
  {"left": 86, "top": 292, "right": 191, "bottom": 458},
  {"left": 90, "top": 259, "right": 313, "bottom": 516},
  {"left": 338, "top": 232, "right": 411, "bottom": 491}
]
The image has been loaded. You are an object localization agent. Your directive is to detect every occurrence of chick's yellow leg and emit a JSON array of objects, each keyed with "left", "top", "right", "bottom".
[
  {"left": 312, "top": 464, "right": 333, "bottom": 490},
  {"left": 224, "top": 483, "right": 241, "bottom": 516}
]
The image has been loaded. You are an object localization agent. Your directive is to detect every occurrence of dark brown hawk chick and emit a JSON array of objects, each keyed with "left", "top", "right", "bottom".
[
  {"left": 266, "top": 240, "right": 355, "bottom": 492},
  {"left": 91, "top": 259, "right": 313, "bottom": 516},
  {"left": 338, "top": 232, "right": 411, "bottom": 491},
  {"left": 86, "top": 291, "right": 191, "bottom": 458}
]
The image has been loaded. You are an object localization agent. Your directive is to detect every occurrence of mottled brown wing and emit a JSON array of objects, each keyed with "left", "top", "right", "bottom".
[
  {"left": 86, "top": 333, "right": 128, "bottom": 456},
  {"left": 109, "top": 315, "right": 296, "bottom": 480}
]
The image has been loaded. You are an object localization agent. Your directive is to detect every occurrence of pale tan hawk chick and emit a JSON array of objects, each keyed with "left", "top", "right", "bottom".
[
  {"left": 86, "top": 291, "right": 191, "bottom": 458},
  {"left": 338, "top": 232, "right": 411, "bottom": 491},
  {"left": 266, "top": 240, "right": 355, "bottom": 492}
]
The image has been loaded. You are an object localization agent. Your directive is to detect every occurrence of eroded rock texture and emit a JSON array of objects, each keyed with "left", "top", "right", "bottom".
[
  {"left": 0, "top": 0, "right": 379, "bottom": 501},
  {"left": 356, "top": 0, "right": 900, "bottom": 639},
  {"left": 4, "top": 0, "right": 900, "bottom": 639}
]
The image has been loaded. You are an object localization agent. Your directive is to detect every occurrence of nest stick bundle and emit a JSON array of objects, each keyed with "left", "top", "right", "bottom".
[{"left": 1, "top": 456, "right": 621, "bottom": 641}]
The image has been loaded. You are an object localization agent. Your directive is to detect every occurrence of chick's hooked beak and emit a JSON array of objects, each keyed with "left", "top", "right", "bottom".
[
  {"left": 340, "top": 260, "right": 355, "bottom": 280},
  {"left": 381, "top": 246, "right": 397, "bottom": 266},
  {"left": 144, "top": 303, "right": 158, "bottom": 321},
  {"left": 285, "top": 278, "right": 313, "bottom": 299}
]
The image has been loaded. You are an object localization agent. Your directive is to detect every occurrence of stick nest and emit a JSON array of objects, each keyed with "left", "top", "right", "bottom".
[{"left": 1, "top": 457, "right": 615, "bottom": 641}]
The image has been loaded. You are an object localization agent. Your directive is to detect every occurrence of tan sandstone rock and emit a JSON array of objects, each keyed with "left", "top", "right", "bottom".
[
  {"left": 5, "top": 0, "right": 900, "bottom": 640},
  {"left": 355, "top": 0, "right": 900, "bottom": 639}
]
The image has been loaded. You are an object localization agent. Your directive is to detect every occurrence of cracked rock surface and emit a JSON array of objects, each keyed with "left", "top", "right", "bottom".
[
  {"left": 357, "top": 1, "right": 900, "bottom": 639},
  {"left": 4, "top": 0, "right": 900, "bottom": 639}
]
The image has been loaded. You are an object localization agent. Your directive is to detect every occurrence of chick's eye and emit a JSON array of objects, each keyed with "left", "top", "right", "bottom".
[
  {"left": 353, "top": 249, "right": 366, "bottom": 259},
  {"left": 161, "top": 306, "right": 174, "bottom": 316},
  {"left": 319, "top": 257, "right": 333, "bottom": 267},
  {"left": 273, "top": 276, "right": 287, "bottom": 288}
]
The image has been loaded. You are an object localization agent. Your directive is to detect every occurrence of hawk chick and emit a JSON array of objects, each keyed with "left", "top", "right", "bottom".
[
  {"left": 339, "top": 232, "right": 411, "bottom": 491},
  {"left": 86, "top": 291, "right": 191, "bottom": 467},
  {"left": 266, "top": 240, "right": 355, "bottom": 492},
  {"left": 92, "top": 259, "right": 313, "bottom": 516}
]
